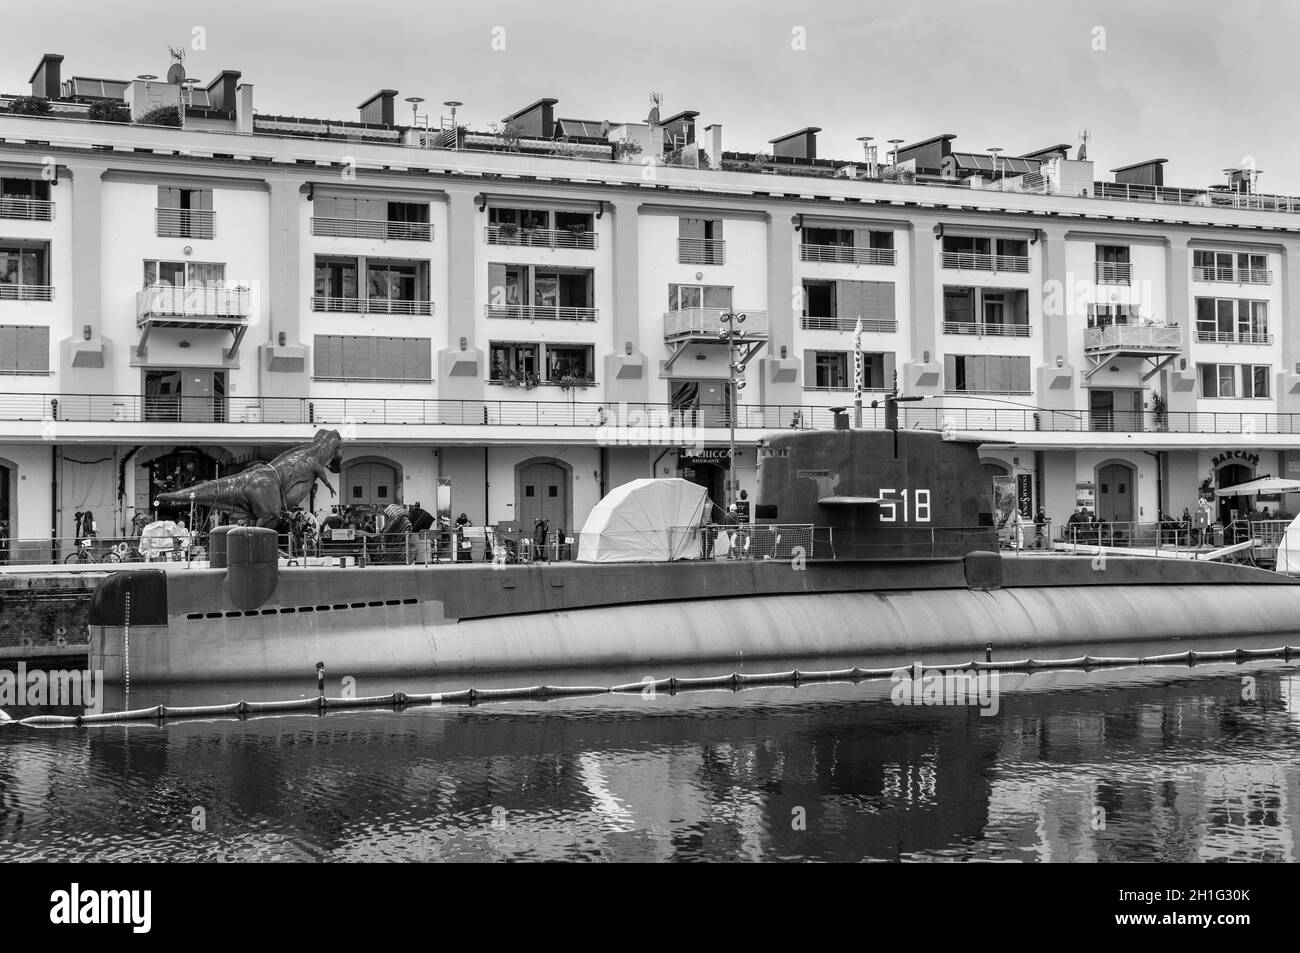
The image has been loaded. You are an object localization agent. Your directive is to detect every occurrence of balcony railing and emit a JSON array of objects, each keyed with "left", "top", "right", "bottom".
[
  {"left": 8, "top": 394, "right": 1300, "bottom": 436},
  {"left": 1083, "top": 323, "right": 1182, "bottom": 352},
  {"left": 136, "top": 285, "right": 250, "bottom": 320},
  {"left": 311, "top": 296, "right": 433, "bottom": 316},
  {"left": 0, "top": 284, "right": 53, "bottom": 301},
  {"left": 664, "top": 308, "right": 769, "bottom": 340},
  {"left": 942, "top": 321, "right": 1031, "bottom": 338},
  {"left": 485, "top": 304, "right": 598, "bottom": 322},
  {"left": 800, "top": 316, "right": 897, "bottom": 332},
  {"left": 155, "top": 208, "right": 215, "bottom": 239},
  {"left": 1195, "top": 330, "right": 1273, "bottom": 345},
  {"left": 1094, "top": 261, "right": 1132, "bottom": 285},
  {"left": 1193, "top": 265, "right": 1272, "bottom": 284},
  {"left": 485, "top": 225, "right": 596, "bottom": 249},
  {"left": 0, "top": 197, "right": 54, "bottom": 221},
  {"left": 800, "top": 244, "right": 896, "bottom": 265},
  {"left": 940, "top": 252, "right": 1030, "bottom": 273},
  {"left": 312, "top": 217, "right": 433, "bottom": 241},
  {"left": 678, "top": 237, "right": 726, "bottom": 265}
]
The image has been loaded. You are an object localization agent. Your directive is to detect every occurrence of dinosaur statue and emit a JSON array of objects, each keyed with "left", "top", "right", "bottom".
[{"left": 156, "top": 429, "right": 343, "bottom": 527}]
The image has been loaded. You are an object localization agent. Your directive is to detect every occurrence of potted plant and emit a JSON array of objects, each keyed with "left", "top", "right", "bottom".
[
  {"left": 1152, "top": 392, "right": 1168, "bottom": 431},
  {"left": 498, "top": 222, "right": 519, "bottom": 243},
  {"left": 558, "top": 373, "right": 594, "bottom": 392}
]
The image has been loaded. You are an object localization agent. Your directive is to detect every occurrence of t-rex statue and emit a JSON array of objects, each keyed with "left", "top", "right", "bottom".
[{"left": 156, "top": 429, "right": 343, "bottom": 527}]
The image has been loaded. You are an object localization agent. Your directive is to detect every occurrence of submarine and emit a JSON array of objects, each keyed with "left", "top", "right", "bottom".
[{"left": 87, "top": 409, "right": 1300, "bottom": 684}]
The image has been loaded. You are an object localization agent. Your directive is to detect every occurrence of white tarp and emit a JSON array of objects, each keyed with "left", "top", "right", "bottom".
[
  {"left": 577, "top": 478, "right": 709, "bottom": 563},
  {"left": 1216, "top": 476, "right": 1300, "bottom": 497},
  {"left": 1275, "top": 512, "right": 1300, "bottom": 573},
  {"left": 139, "top": 520, "right": 192, "bottom": 560}
]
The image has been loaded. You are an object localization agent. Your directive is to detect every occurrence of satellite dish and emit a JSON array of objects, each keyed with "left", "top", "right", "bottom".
[{"left": 166, "top": 62, "right": 186, "bottom": 84}]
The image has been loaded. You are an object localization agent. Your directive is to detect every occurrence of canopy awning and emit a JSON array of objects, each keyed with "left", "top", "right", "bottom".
[{"left": 1216, "top": 476, "right": 1300, "bottom": 497}]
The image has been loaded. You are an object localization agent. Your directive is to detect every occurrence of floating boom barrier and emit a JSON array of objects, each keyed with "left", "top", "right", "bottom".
[{"left": 7, "top": 644, "right": 1297, "bottom": 729}]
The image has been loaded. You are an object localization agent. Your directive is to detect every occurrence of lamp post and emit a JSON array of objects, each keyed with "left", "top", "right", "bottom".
[
  {"left": 718, "top": 311, "right": 748, "bottom": 509},
  {"left": 443, "top": 100, "right": 463, "bottom": 150}
]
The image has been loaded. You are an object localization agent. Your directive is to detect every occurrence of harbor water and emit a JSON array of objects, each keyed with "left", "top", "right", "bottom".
[{"left": 1, "top": 637, "right": 1298, "bottom": 862}]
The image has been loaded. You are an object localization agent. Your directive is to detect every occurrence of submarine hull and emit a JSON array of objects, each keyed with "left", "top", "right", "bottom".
[{"left": 88, "top": 555, "right": 1300, "bottom": 683}]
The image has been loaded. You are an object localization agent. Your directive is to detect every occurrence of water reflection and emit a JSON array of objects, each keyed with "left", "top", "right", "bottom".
[{"left": 0, "top": 663, "right": 1297, "bottom": 862}]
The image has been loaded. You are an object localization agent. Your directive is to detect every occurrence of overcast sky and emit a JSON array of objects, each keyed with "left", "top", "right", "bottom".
[{"left": 5, "top": 0, "right": 1297, "bottom": 192}]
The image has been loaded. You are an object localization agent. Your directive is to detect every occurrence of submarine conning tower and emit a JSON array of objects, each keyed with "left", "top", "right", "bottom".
[{"left": 754, "top": 416, "right": 997, "bottom": 559}]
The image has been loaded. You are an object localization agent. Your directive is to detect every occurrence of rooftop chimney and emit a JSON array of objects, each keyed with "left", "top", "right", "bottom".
[
  {"left": 29, "top": 53, "right": 64, "bottom": 100},
  {"left": 769, "top": 127, "right": 821, "bottom": 161},
  {"left": 502, "top": 98, "right": 558, "bottom": 139},
  {"left": 358, "top": 89, "right": 398, "bottom": 126},
  {"left": 205, "top": 70, "right": 242, "bottom": 113}
]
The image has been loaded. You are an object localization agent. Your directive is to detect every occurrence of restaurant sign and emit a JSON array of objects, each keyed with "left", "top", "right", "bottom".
[
  {"left": 680, "top": 448, "right": 732, "bottom": 469},
  {"left": 1212, "top": 450, "right": 1260, "bottom": 467}
]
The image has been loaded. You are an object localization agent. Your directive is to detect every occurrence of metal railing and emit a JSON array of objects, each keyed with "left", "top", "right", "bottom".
[
  {"left": 1093, "top": 182, "right": 1212, "bottom": 206},
  {"left": 664, "top": 307, "right": 769, "bottom": 339},
  {"left": 312, "top": 217, "right": 433, "bottom": 241},
  {"left": 485, "top": 224, "right": 596, "bottom": 249},
  {"left": 941, "top": 320, "right": 1031, "bottom": 337},
  {"left": 0, "top": 284, "right": 53, "bottom": 301},
  {"left": 800, "top": 316, "right": 897, "bottom": 332},
  {"left": 1083, "top": 323, "right": 1182, "bottom": 351},
  {"left": 1195, "top": 329, "right": 1273, "bottom": 345},
  {"left": 484, "top": 304, "right": 598, "bottom": 322},
  {"left": 1193, "top": 265, "right": 1272, "bottom": 284},
  {"left": 310, "top": 295, "right": 433, "bottom": 315},
  {"left": 0, "top": 196, "right": 54, "bottom": 221},
  {"left": 136, "top": 285, "right": 251, "bottom": 319},
  {"left": 799, "top": 244, "right": 895, "bottom": 265},
  {"left": 15, "top": 394, "right": 1300, "bottom": 436},
  {"left": 155, "top": 207, "right": 215, "bottom": 239},
  {"left": 1056, "top": 520, "right": 1205, "bottom": 554},
  {"left": 677, "top": 237, "right": 726, "bottom": 265},
  {"left": 1094, "top": 260, "right": 1132, "bottom": 284},
  {"left": 940, "top": 252, "right": 1031, "bottom": 273}
]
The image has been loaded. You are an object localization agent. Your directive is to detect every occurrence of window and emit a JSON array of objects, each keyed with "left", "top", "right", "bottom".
[
  {"left": 157, "top": 187, "right": 213, "bottom": 238},
  {"left": 0, "top": 325, "right": 49, "bottom": 373},
  {"left": 943, "top": 236, "right": 990, "bottom": 256},
  {"left": 157, "top": 186, "right": 212, "bottom": 211},
  {"left": 488, "top": 265, "right": 594, "bottom": 315},
  {"left": 313, "top": 257, "right": 429, "bottom": 312},
  {"left": 803, "top": 280, "right": 835, "bottom": 316},
  {"left": 0, "top": 178, "right": 50, "bottom": 201},
  {"left": 813, "top": 352, "right": 848, "bottom": 389},
  {"left": 1194, "top": 250, "right": 1268, "bottom": 282},
  {"left": 678, "top": 218, "right": 724, "bottom": 264},
  {"left": 490, "top": 342, "right": 539, "bottom": 382},
  {"left": 0, "top": 243, "right": 50, "bottom": 298},
  {"left": 1088, "top": 304, "right": 1139, "bottom": 328},
  {"left": 944, "top": 287, "right": 1029, "bottom": 335},
  {"left": 944, "top": 354, "right": 1030, "bottom": 394},
  {"left": 367, "top": 259, "right": 420, "bottom": 306},
  {"left": 667, "top": 284, "right": 732, "bottom": 311},
  {"left": 1198, "top": 363, "right": 1269, "bottom": 398},
  {"left": 804, "top": 351, "right": 893, "bottom": 390},
  {"left": 143, "top": 260, "right": 224, "bottom": 288},
  {"left": 1096, "top": 244, "right": 1130, "bottom": 264},
  {"left": 313, "top": 335, "right": 432, "bottom": 381},
  {"left": 1195, "top": 298, "right": 1268, "bottom": 343},
  {"left": 545, "top": 344, "right": 594, "bottom": 382}
]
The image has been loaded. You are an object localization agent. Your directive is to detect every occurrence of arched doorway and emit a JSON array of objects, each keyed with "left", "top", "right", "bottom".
[
  {"left": 146, "top": 448, "right": 220, "bottom": 522},
  {"left": 1217, "top": 462, "right": 1253, "bottom": 526},
  {"left": 516, "top": 458, "right": 571, "bottom": 536},
  {"left": 1096, "top": 461, "right": 1135, "bottom": 523},
  {"left": 344, "top": 461, "right": 398, "bottom": 507}
]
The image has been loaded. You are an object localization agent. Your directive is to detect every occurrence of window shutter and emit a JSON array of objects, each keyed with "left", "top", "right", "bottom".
[
  {"left": 17, "top": 326, "right": 47, "bottom": 372},
  {"left": 0, "top": 326, "right": 16, "bottom": 372},
  {"left": 375, "top": 337, "right": 403, "bottom": 379},
  {"left": 413, "top": 338, "right": 432, "bottom": 380},
  {"left": 943, "top": 354, "right": 956, "bottom": 390},
  {"left": 340, "top": 336, "right": 362, "bottom": 378},
  {"left": 488, "top": 263, "right": 507, "bottom": 305},
  {"left": 314, "top": 335, "right": 341, "bottom": 378},
  {"left": 803, "top": 349, "right": 816, "bottom": 386},
  {"left": 882, "top": 351, "right": 896, "bottom": 389},
  {"left": 836, "top": 280, "right": 863, "bottom": 322}
]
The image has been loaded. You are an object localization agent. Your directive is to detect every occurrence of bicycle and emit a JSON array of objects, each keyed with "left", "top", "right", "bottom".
[{"left": 65, "top": 538, "right": 121, "bottom": 564}]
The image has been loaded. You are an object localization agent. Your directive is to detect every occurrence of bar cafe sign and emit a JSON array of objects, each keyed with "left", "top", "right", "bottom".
[
  {"left": 1212, "top": 450, "right": 1260, "bottom": 467},
  {"left": 680, "top": 448, "right": 732, "bottom": 469}
]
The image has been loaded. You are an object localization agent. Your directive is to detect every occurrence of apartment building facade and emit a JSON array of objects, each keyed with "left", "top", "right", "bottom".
[{"left": 4, "top": 55, "right": 1300, "bottom": 558}]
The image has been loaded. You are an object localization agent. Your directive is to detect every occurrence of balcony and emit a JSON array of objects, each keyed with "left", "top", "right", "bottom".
[
  {"left": 0, "top": 284, "right": 53, "bottom": 301},
  {"left": 801, "top": 316, "right": 897, "bottom": 332},
  {"left": 800, "top": 244, "right": 895, "bottom": 265},
  {"left": 1193, "top": 265, "right": 1272, "bottom": 285},
  {"left": 940, "top": 252, "right": 1030, "bottom": 273},
  {"left": 663, "top": 307, "right": 768, "bottom": 372},
  {"left": 310, "top": 296, "right": 433, "bottom": 316},
  {"left": 1084, "top": 323, "right": 1182, "bottom": 353},
  {"left": 135, "top": 285, "right": 251, "bottom": 359},
  {"left": 484, "top": 304, "right": 598, "bottom": 322},
  {"left": 678, "top": 237, "right": 726, "bottom": 265},
  {"left": 1195, "top": 330, "right": 1273, "bottom": 345},
  {"left": 155, "top": 208, "right": 215, "bottom": 239},
  {"left": 485, "top": 225, "right": 595, "bottom": 250},
  {"left": 942, "top": 321, "right": 1030, "bottom": 338},
  {"left": 1094, "top": 261, "right": 1132, "bottom": 285},
  {"left": 312, "top": 218, "right": 433, "bottom": 241},
  {"left": 0, "top": 197, "right": 54, "bottom": 222}
]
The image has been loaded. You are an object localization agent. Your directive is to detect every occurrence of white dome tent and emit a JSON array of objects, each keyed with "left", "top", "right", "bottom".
[{"left": 577, "top": 478, "right": 709, "bottom": 563}]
